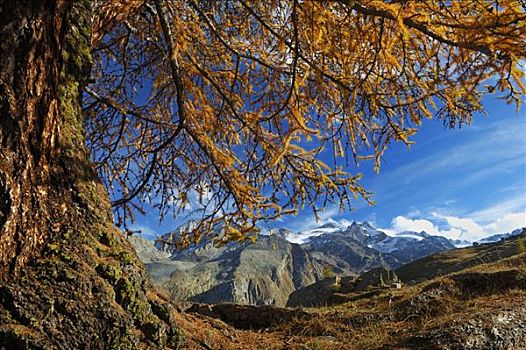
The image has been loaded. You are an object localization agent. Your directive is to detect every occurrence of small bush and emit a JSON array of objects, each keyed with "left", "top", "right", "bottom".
[{"left": 323, "top": 265, "right": 335, "bottom": 278}]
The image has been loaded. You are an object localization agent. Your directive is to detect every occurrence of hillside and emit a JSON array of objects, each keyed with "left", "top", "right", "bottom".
[
  {"left": 175, "top": 232, "right": 526, "bottom": 350},
  {"left": 286, "top": 230, "right": 526, "bottom": 307},
  {"left": 137, "top": 234, "right": 325, "bottom": 306},
  {"left": 396, "top": 228, "right": 526, "bottom": 284},
  {"left": 131, "top": 221, "right": 457, "bottom": 305},
  {"left": 302, "top": 222, "right": 454, "bottom": 274}
]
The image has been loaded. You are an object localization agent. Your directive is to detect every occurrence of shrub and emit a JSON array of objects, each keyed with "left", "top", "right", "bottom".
[{"left": 323, "top": 265, "right": 335, "bottom": 278}]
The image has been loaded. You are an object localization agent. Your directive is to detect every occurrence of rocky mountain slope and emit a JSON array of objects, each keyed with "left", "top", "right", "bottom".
[
  {"left": 301, "top": 222, "right": 454, "bottom": 274},
  {"left": 130, "top": 221, "right": 460, "bottom": 306},
  {"left": 478, "top": 227, "right": 525, "bottom": 244},
  {"left": 286, "top": 229, "right": 526, "bottom": 308},
  {"left": 184, "top": 231, "right": 526, "bottom": 350},
  {"left": 135, "top": 233, "right": 324, "bottom": 306}
]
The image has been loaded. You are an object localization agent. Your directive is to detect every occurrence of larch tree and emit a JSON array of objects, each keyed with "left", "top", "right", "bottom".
[{"left": 0, "top": 0, "right": 524, "bottom": 348}]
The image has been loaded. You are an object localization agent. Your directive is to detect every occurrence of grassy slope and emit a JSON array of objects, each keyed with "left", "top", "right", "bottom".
[{"left": 396, "top": 231, "right": 525, "bottom": 284}]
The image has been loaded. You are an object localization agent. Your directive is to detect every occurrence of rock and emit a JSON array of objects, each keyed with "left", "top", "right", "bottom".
[
  {"left": 355, "top": 267, "right": 393, "bottom": 291},
  {"left": 127, "top": 235, "right": 170, "bottom": 263},
  {"left": 144, "top": 233, "right": 325, "bottom": 306},
  {"left": 396, "top": 302, "right": 526, "bottom": 350},
  {"left": 187, "top": 303, "right": 310, "bottom": 329}
]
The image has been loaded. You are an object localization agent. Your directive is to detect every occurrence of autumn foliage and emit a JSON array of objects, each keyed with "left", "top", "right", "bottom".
[{"left": 85, "top": 0, "right": 525, "bottom": 245}]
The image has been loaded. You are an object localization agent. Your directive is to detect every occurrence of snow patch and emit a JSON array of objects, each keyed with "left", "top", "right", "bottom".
[
  {"left": 285, "top": 227, "right": 340, "bottom": 244},
  {"left": 394, "top": 234, "right": 424, "bottom": 241}
]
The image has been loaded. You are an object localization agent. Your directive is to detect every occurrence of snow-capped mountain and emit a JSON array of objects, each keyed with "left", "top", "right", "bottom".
[
  {"left": 478, "top": 227, "right": 525, "bottom": 244},
  {"left": 445, "top": 227, "right": 525, "bottom": 247},
  {"left": 448, "top": 239, "right": 472, "bottom": 248},
  {"left": 136, "top": 219, "right": 524, "bottom": 306},
  {"left": 138, "top": 220, "right": 458, "bottom": 305},
  {"left": 283, "top": 222, "right": 343, "bottom": 244},
  {"left": 299, "top": 221, "right": 455, "bottom": 273}
]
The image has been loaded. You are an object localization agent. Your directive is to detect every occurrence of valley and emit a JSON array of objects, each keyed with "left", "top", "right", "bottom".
[
  {"left": 129, "top": 222, "right": 525, "bottom": 308},
  {"left": 132, "top": 228, "right": 526, "bottom": 349},
  {"left": 130, "top": 221, "right": 461, "bottom": 306}
]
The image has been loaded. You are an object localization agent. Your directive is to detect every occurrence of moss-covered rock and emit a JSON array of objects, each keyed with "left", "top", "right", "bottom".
[{"left": 96, "top": 263, "right": 122, "bottom": 283}]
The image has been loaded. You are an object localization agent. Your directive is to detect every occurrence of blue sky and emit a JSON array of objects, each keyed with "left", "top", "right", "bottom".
[{"left": 132, "top": 96, "right": 526, "bottom": 242}]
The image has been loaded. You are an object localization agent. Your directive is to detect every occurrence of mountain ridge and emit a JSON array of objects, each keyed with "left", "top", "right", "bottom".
[{"left": 132, "top": 220, "right": 508, "bottom": 306}]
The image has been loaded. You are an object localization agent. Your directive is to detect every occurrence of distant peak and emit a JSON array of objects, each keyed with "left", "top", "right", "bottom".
[
  {"left": 418, "top": 231, "right": 430, "bottom": 237},
  {"left": 268, "top": 228, "right": 291, "bottom": 238},
  {"left": 361, "top": 221, "right": 374, "bottom": 229},
  {"left": 318, "top": 222, "right": 338, "bottom": 229},
  {"left": 511, "top": 227, "right": 526, "bottom": 236}
]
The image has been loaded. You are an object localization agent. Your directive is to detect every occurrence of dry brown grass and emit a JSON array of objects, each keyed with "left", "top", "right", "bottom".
[{"left": 173, "top": 241, "right": 526, "bottom": 349}]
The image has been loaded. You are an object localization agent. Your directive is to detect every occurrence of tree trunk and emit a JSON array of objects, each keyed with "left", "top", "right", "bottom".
[
  {"left": 0, "top": 0, "right": 87, "bottom": 278},
  {"left": 0, "top": 1, "right": 182, "bottom": 348}
]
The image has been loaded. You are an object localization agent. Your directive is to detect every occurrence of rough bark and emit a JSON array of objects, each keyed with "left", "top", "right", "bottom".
[
  {"left": 0, "top": 0, "right": 75, "bottom": 276},
  {"left": 0, "top": 1, "right": 183, "bottom": 348}
]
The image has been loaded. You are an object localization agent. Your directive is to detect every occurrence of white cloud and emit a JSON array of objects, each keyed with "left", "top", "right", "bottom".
[
  {"left": 482, "top": 212, "right": 526, "bottom": 236},
  {"left": 432, "top": 213, "right": 485, "bottom": 241},
  {"left": 285, "top": 208, "right": 525, "bottom": 243},
  {"left": 380, "top": 211, "right": 526, "bottom": 242},
  {"left": 380, "top": 216, "right": 441, "bottom": 236},
  {"left": 435, "top": 212, "right": 526, "bottom": 241},
  {"left": 186, "top": 185, "right": 213, "bottom": 210}
]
